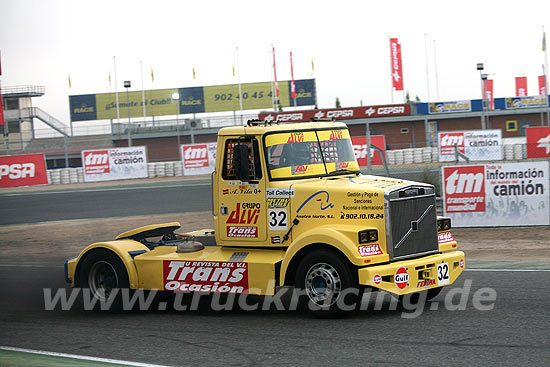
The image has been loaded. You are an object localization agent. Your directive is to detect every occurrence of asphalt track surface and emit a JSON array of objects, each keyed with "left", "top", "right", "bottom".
[
  {"left": 0, "top": 183, "right": 212, "bottom": 225},
  {"left": 1, "top": 182, "right": 549, "bottom": 366},
  {"left": 0, "top": 265, "right": 549, "bottom": 366}
]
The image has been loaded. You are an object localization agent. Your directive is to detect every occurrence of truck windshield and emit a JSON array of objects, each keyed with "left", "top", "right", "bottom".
[{"left": 265, "top": 128, "right": 360, "bottom": 180}]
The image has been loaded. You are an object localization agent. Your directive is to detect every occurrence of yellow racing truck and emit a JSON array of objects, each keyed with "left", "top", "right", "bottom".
[{"left": 65, "top": 120, "right": 465, "bottom": 316}]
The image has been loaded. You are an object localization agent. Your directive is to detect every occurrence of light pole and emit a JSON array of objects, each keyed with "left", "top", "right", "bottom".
[
  {"left": 172, "top": 92, "right": 181, "bottom": 149},
  {"left": 124, "top": 80, "right": 132, "bottom": 147},
  {"left": 476, "top": 63, "right": 486, "bottom": 130}
]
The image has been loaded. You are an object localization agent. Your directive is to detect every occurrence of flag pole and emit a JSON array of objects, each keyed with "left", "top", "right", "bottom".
[
  {"left": 543, "top": 26, "right": 549, "bottom": 125},
  {"left": 236, "top": 47, "right": 244, "bottom": 125},
  {"left": 140, "top": 60, "right": 146, "bottom": 120},
  {"left": 434, "top": 39, "right": 440, "bottom": 101},
  {"left": 424, "top": 34, "right": 430, "bottom": 102},
  {"left": 113, "top": 56, "right": 120, "bottom": 124},
  {"left": 270, "top": 46, "right": 276, "bottom": 111}
]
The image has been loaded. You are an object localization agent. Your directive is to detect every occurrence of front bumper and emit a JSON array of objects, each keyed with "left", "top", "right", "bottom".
[{"left": 358, "top": 251, "right": 465, "bottom": 295}]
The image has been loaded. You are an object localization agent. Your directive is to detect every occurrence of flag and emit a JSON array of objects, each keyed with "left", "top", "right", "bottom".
[
  {"left": 390, "top": 38, "right": 404, "bottom": 91},
  {"left": 108, "top": 72, "right": 111, "bottom": 87},
  {"left": 192, "top": 65, "right": 196, "bottom": 79},
  {"left": 515, "top": 76, "right": 528, "bottom": 96},
  {"left": 484, "top": 79, "right": 494, "bottom": 110},
  {"left": 543, "top": 31, "right": 546, "bottom": 52},
  {"left": 290, "top": 51, "right": 296, "bottom": 99},
  {"left": 312, "top": 58, "right": 314, "bottom": 72},
  {"left": 539, "top": 75, "right": 546, "bottom": 95},
  {"left": 68, "top": 74, "right": 72, "bottom": 88},
  {"left": 272, "top": 46, "right": 279, "bottom": 97},
  {"left": 150, "top": 67, "right": 154, "bottom": 83},
  {"left": 232, "top": 63, "right": 235, "bottom": 77}
]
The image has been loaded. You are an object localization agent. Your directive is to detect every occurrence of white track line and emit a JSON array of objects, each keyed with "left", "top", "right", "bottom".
[{"left": 0, "top": 346, "right": 173, "bottom": 367}]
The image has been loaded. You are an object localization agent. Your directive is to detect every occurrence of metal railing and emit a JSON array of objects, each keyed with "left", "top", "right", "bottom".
[{"left": 0, "top": 85, "right": 45, "bottom": 97}]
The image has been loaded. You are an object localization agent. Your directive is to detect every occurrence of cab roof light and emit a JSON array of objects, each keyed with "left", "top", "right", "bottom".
[{"left": 437, "top": 218, "right": 452, "bottom": 231}]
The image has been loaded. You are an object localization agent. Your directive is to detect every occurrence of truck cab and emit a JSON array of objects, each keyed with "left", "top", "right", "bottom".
[{"left": 66, "top": 120, "right": 465, "bottom": 316}]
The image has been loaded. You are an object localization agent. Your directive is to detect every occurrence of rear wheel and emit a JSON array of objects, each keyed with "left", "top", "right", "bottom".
[
  {"left": 295, "top": 249, "right": 358, "bottom": 318},
  {"left": 79, "top": 249, "right": 130, "bottom": 311}
]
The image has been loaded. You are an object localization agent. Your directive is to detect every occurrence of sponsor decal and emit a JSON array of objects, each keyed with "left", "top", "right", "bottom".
[
  {"left": 0, "top": 154, "right": 48, "bottom": 188},
  {"left": 416, "top": 279, "right": 436, "bottom": 288},
  {"left": 267, "top": 198, "right": 289, "bottom": 208},
  {"left": 526, "top": 127, "right": 550, "bottom": 158},
  {"left": 226, "top": 226, "right": 258, "bottom": 238},
  {"left": 443, "top": 165, "right": 486, "bottom": 213},
  {"left": 460, "top": 259, "right": 465, "bottom": 269},
  {"left": 163, "top": 260, "right": 248, "bottom": 293},
  {"left": 83, "top": 150, "right": 110, "bottom": 174},
  {"left": 439, "top": 130, "right": 502, "bottom": 162},
  {"left": 296, "top": 191, "right": 334, "bottom": 213},
  {"left": 268, "top": 208, "right": 288, "bottom": 230},
  {"left": 394, "top": 267, "right": 409, "bottom": 290},
  {"left": 373, "top": 274, "right": 382, "bottom": 285},
  {"left": 292, "top": 165, "right": 308, "bottom": 175},
  {"left": 329, "top": 130, "right": 344, "bottom": 140},
  {"left": 266, "top": 188, "right": 295, "bottom": 198},
  {"left": 358, "top": 244, "right": 383, "bottom": 257},
  {"left": 437, "top": 231, "right": 455, "bottom": 245},
  {"left": 287, "top": 132, "right": 304, "bottom": 143},
  {"left": 271, "top": 236, "right": 281, "bottom": 244},
  {"left": 223, "top": 189, "right": 229, "bottom": 195},
  {"left": 227, "top": 203, "right": 260, "bottom": 224}
]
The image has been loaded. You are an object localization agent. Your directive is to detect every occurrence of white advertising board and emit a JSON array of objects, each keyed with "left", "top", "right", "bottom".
[
  {"left": 442, "top": 161, "right": 550, "bottom": 227},
  {"left": 181, "top": 143, "right": 217, "bottom": 176},
  {"left": 438, "top": 129, "right": 502, "bottom": 162},
  {"left": 82, "top": 146, "right": 148, "bottom": 182}
]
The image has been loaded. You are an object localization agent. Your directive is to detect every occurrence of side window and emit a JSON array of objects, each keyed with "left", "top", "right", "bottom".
[{"left": 222, "top": 137, "right": 262, "bottom": 180}]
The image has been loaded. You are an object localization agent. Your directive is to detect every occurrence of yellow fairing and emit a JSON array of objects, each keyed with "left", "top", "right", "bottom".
[
  {"left": 279, "top": 225, "right": 388, "bottom": 285},
  {"left": 67, "top": 240, "right": 150, "bottom": 289}
]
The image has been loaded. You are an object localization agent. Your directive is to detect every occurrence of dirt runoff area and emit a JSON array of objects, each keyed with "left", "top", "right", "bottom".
[{"left": 0, "top": 211, "right": 549, "bottom": 266}]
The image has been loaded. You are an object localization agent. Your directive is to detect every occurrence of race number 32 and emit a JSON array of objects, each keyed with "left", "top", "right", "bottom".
[
  {"left": 269, "top": 209, "right": 288, "bottom": 230},
  {"left": 437, "top": 262, "right": 450, "bottom": 286}
]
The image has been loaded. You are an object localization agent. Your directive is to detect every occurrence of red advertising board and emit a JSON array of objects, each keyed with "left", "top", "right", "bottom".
[
  {"left": 526, "top": 127, "right": 550, "bottom": 158},
  {"left": 83, "top": 150, "right": 109, "bottom": 174},
  {"left": 182, "top": 144, "right": 209, "bottom": 169},
  {"left": 442, "top": 165, "right": 486, "bottom": 213},
  {"left": 0, "top": 154, "right": 48, "bottom": 188},
  {"left": 539, "top": 75, "right": 547, "bottom": 96},
  {"left": 439, "top": 132, "right": 465, "bottom": 157},
  {"left": 351, "top": 136, "right": 386, "bottom": 166},
  {"left": 258, "top": 104, "right": 410, "bottom": 123}
]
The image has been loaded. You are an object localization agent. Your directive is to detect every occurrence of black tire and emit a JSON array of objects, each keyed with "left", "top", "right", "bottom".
[
  {"left": 295, "top": 248, "right": 359, "bottom": 318},
  {"left": 79, "top": 249, "right": 130, "bottom": 312}
]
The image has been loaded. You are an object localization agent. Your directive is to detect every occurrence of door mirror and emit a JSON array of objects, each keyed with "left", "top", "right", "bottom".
[{"left": 233, "top": 144, "right": 250, "bottom": 181}]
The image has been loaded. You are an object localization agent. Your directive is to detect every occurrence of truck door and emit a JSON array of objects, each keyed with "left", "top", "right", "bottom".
[{"left": 216, "top": 136, "right": 267, "bottom": 243}]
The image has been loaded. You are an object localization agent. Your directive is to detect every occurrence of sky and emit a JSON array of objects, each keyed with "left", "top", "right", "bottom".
[{"left": 1, "top": 0, "right": 550, "bottom": 131}]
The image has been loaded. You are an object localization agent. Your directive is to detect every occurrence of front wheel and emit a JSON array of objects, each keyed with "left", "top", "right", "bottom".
[
  {"left": 295, "top": 249, "right": 359, "bottom": 318},
  {"left": 79, "top": 249, "right": 130, "bottom": 311}
]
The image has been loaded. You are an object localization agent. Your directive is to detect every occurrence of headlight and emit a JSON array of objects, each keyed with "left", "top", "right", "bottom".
[
  {"left": 358, "top": 229, "right": 378, "bottom": 244},
  {"left": 437, "top": 218, "right": 452, "bottom": 231}
]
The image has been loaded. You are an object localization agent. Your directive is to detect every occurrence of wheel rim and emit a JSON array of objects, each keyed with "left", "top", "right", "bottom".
[
  {"left": 305, "top": 262, "right": 342, "bottom": 307},
  {"left": 88, "top": 261, "right": 118, "bottom": 302}
]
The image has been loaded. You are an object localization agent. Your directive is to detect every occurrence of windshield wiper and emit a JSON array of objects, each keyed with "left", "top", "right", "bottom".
[{"left": 326, "top": 169, "right": 360, "bottom": 176}]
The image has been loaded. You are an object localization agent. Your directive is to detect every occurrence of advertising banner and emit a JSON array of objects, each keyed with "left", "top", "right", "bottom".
[
  {"left": 351, "top": 136, "right": 386, "bottom": 166},
  {"left": 69, "top": 79, "right": 317, "bottom": 122},
  {"left": 428, "top": 101, "right": 471, "bottom": 114},
  {"left": 258, "top": 104, "right": 410, "bottom": 123},
  {"left": 181, "top": 143, "right": 217, "bottom": 176},
  {"left": 526, "top": 126, "right": 550, "bottom": 158},
  {"left": 0, "top": 154, "right": 48, "bottom": 188},
  {"left": 82, "top": 146, "right": 148, "bottom": 182},
  {"left": 484, "top": 79, "right": 494, "bottom": 110},
  {"left": 504, "top": 96, "right": 548, "bottom": 109},
  {"left": 438, "top": 130, "right": 502, "bottom": 162},
  {"left": 442, "top": 162, "right": 550, "bottom": 227}
]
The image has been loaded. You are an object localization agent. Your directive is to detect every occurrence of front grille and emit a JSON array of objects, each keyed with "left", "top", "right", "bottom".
[{"left": 386, "top": 187, "right": 438, "bottom": 260}]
